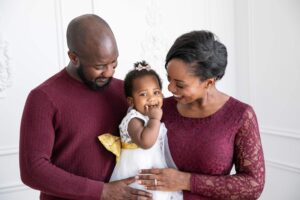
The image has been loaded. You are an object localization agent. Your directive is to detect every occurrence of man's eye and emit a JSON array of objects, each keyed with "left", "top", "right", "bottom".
[
  {"left": 93, "top": 65, "right": 104, "bottom": 70},
  {"left": 113, "top": 61, "right": 118, "bottom": 68},
  {"left": 95, "top": 65, "right": 105, "bottom": 70}
]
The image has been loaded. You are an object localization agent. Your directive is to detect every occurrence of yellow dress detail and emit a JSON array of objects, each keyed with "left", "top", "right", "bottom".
[
  {"left": 98, "top": 108, "right": 183, "bottom": 200},
  {"left": 98, "top": 133, "right": 138, "bottom": 162}
]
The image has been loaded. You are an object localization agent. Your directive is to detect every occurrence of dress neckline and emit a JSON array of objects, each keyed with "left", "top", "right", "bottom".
[{"left": 171, "top": 96, "right": 234, "bottom": 121}]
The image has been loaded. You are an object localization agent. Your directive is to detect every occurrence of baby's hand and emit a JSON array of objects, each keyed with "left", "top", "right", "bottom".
[{"left": 145, "top": 105, "right": 162, "bottom": 121}]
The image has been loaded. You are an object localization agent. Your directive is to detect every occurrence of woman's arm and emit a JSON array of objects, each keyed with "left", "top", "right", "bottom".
[
  {"left": 189, "top": 107, "right": 265, "bottom": 199},
  {"left": 138, "top": 107, "right": 265, "bottom": 199}
]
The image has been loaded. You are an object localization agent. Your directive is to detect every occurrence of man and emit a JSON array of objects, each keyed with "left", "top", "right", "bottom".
[{"left": 20, "top": 14, "right": 152, "bottom": 200}]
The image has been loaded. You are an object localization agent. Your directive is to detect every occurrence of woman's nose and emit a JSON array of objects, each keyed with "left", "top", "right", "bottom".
[{"left": 168, "top": 82, "right": 176, "bottom": 93}]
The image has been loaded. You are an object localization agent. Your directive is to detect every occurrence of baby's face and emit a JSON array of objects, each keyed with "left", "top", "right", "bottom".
[{"left": 128, "top": 75, "right": 163, "bottom": 114}]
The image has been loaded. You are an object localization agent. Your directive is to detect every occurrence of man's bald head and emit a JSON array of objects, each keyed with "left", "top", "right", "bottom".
[{"left": 66, "top": 14, "right": 116, "bottom": 56}]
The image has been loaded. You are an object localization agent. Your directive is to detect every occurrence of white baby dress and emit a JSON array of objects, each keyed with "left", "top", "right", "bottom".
[{"left": 110, "top": 108, "right": 183, "bottom": 200}]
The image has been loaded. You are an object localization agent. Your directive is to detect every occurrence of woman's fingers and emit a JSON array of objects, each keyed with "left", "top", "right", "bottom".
[
  {"left": 136, "top": 168, "right": 171, "bottom": 191},
  {"left": 138, "top": 179, "right": 160, "bottom": 186},
  {"left": 139, "top": 168, "right": 161, "bottom": 174},
  {"left": 136, "top": 174, "right": 155, "bottom": 180},
  {"left": 145, "top": 185, "right": 164, "bottom": 191},
  {"left": 137, "top": 178, "right": 165, "bottom": 191}
]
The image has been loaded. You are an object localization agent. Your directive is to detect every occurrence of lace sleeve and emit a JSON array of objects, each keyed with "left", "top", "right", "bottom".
[{"left": 190, "top": 107, "right": 265, "bottom": 199}]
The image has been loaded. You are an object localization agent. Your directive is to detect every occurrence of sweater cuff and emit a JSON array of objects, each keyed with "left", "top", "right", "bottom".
[
  {"left": 190, "top": 173, "right": 197, "bottom": 194},
  {"left": 85, "top": 180, "right": 104, "bottom": 200}
]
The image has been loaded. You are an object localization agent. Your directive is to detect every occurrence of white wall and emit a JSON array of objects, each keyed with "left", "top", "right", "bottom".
[
  {"left": 235, "top": 0, "right": 300, "bottom": 199},
  {"left": 2, "top": 0, "right": 300, "bottom": 199},
  {"left": 92, "top": 0, "right": 237, "bottom": 97},
  {"left": 0, "top": 0, "right": 236, "bottom": 199}
]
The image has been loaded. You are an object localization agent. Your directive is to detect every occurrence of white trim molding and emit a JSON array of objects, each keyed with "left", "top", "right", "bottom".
[
  {"left": 0, "top": 33, "right": 12, "bottom": 98},
  {"left": 247, "top": 0, "right": 256, "bottom": 107},
  {"left": 266, "top": 159, "right": 300, "bottom": 174},
  {"left": 140, "top": 0, "right": 168, "bottom": 68},
  {"left": 91, "top": 0, "right": 95, "bottom": 14},
  {"left": 54, "top": 0, "right": 65, "bottom": 69},
  {"left": 0, "top": 182, "right": 27, "bottom": 194},
  {"left": 261, "top": 127, "right": 300, "bottom": 140},
  {"left": 262, "top": 127, "right": 300, "bottom": 174},
  {"left": 0, "top": 146, "right": 18, "bottom": 157}
]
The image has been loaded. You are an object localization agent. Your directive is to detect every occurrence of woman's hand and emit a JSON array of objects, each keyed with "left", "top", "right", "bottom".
[{"left": 136, "top": 168, "right": 191, "bottom": 192}]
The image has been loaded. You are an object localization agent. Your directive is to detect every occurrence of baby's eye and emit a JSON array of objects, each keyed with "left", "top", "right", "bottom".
[
  {"left": 154, "top": 91, "right": 161, "bottom": 95},
  {"left": 139, "top": 92, "right": 147, "bottom": 96}
]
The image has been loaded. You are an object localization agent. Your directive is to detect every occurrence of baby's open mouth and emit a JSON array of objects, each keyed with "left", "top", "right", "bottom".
[{"left": 145, "top": 104, "right": 159, "bottom": 108}]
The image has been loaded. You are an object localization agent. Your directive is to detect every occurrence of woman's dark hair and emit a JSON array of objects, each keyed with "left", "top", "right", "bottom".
[
  {"left": 165, "top": 30, "right": 227, "bottom": 81},
  {"left": 124, "top": 60, "right": 162, "bottom": 97}
]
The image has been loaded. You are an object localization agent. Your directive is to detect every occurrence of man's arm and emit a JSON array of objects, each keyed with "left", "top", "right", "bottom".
[
  {"left": 20, "top": 89, "right": 104, "bottom": 199},
  {"left": 20, "top": 89, "right": 152, "bottom": 200}
]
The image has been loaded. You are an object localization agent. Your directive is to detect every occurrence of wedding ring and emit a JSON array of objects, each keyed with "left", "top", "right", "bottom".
[{"left": 154, "top": 178, "right": 157, "bottom": 186}]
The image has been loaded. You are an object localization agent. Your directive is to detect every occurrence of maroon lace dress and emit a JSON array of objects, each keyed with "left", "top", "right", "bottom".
[{"left": 162, "top": 97, "right": 265, "bottom": 200}]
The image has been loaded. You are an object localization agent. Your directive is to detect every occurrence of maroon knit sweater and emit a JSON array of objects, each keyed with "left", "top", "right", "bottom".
[
  {"left": 162, "top": 97, "right": 265, "bottom": 200},
  {"left": 19, "top": 69, "right": 127, "bottom": 200}
]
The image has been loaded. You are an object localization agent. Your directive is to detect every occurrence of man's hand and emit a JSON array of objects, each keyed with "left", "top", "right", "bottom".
[{"left": 101, "top": 177, "right": 153, "bottom": 200}]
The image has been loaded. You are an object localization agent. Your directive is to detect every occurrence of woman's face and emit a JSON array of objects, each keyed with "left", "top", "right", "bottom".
[{"left": 166, "top": 58, "right": 207, "bottom": 105}]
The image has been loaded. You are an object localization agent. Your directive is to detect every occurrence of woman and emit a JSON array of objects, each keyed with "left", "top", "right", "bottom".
[{"left": 137, "top": 30, "right": 265, "bottom": 199}]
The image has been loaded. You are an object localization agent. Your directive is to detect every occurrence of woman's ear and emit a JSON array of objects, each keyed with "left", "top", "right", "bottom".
[
  {"left": 127, "top": 97, "right": 134, "bottom": 106},
  {"left": 205, "top": 78, "right": 215, "bottom": 89}
]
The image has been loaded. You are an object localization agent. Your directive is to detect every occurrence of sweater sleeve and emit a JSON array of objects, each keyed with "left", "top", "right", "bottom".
[
  {"left": 19, "top": 89, "right": 103, "bottom": 200},
  {"left": 189, "top": 106, "right": 265, "bottom": 199}
]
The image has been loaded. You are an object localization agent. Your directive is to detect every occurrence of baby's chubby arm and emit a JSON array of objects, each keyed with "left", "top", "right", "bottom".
[{"left": 127, "top": 106, "right": 162, "bottom": 149}]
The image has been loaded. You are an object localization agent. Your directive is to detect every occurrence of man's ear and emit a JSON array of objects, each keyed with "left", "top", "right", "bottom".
[
  {"left": 127, "top": 97, "right": 134, "bottom": 106},
  {"left": 68, "top": 51, "right": 79, "bottom": 65}
]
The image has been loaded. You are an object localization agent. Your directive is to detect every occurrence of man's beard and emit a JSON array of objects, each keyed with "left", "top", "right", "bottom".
[{"left": 77, "top": 65, "right": 112, "bottom": 91}]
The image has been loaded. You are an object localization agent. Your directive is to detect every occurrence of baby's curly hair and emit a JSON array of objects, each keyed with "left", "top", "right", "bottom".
[{"left": 124, "top": 60, "right": 162, "bottom": 97}]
